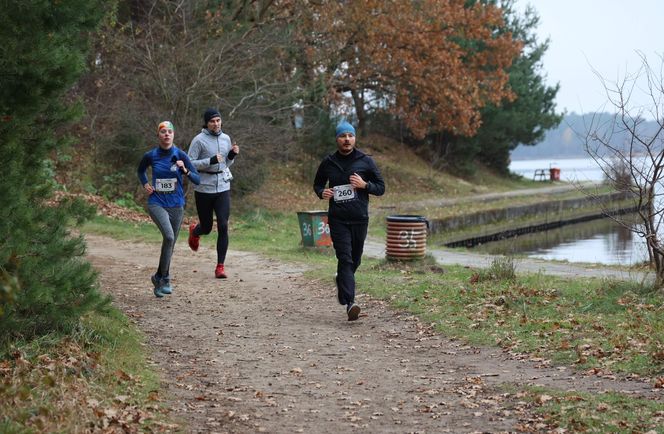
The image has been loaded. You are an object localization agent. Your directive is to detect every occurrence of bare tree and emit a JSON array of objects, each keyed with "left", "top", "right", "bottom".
[
  {"left": 584, "top": 52, "right": 664, "bottom": 288},
  {"left": 76, "top": 0, "right": 301, "bottom": 198}
]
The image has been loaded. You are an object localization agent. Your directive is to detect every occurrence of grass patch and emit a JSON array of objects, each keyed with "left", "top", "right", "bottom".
[
  {"left": 230, "top": 209, "right": 321, "bottom": 260},
  {"left": 83, "top": 215, "right": 161, "bottom": 243},
  {"left": 0, "top": 307, "right": 177, "bottom": 433},
  {"left": 360, "top": 258, "right": 664, "bottom": 377},
  {"left": 478, "top": 256, "right": 517, "bottom": 281},
  {"left": 513, "top": 386, "right": 664, "bottom": 433}
]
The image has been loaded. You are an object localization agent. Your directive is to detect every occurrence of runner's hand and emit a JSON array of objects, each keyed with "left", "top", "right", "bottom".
[
  {"left": 350, "top": 173, "right": 366, "bottom": 189},
  {"left": 144, "top": 183, "right": 154, "bottom": 195},
  {"left": 322, "top": 188, "right": 334, "bottom": 199}
]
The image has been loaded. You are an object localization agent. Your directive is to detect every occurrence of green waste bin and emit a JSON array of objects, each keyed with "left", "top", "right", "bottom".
[{"left": 297, "top": 211, "right": 332, "bottom": 247}]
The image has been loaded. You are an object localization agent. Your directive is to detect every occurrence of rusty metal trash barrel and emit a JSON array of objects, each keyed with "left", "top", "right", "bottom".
[
  {"left": 549, "top": 167, "right": 560, "bottom": 181},
  {"left": 386, "top": 215, "right": 428, "bottom": 260}
]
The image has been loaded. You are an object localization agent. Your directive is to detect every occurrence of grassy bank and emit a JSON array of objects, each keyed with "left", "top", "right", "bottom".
[
  {"left": 383, "top": 182, "right": 613, "bottom": 221},
  {"left": 0, "top": 307, "right": 177, "bottom": 433}
]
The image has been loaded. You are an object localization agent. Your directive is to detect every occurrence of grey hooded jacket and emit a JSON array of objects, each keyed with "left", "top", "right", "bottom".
[{"left": 187, "top": 128, "right": 236, "bottom": 194}]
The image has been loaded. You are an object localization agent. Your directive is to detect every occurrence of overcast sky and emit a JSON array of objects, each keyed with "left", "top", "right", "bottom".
[{"left": 516, "top": 0, "right": 664, "bottom": 116}]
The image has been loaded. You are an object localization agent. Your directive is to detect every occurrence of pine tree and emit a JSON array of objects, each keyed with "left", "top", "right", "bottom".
[
  {"left": 441, "top": 0, "right": 562, "bottom": 175},
  {"left": 0, "top": 0, "right": 110, "bottom": 347},
  {"left": 476, "top": 1, "right": 562, "bottom": 173}
]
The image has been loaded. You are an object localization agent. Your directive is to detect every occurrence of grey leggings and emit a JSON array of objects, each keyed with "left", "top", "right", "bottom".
[{"left": 148, "top": 204, "right": 184, "bottom": 282}]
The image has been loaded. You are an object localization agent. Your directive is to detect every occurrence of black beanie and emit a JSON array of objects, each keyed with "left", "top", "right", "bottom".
[{"left": 203, "top": 108, "right": 221, "bottom": 124}]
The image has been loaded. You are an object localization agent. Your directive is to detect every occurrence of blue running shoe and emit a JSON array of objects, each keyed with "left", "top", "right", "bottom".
[
  {"left": 160, "top": 283, "right": 173, "bottom": 295},
  {"left": 151, "top": 274, "right": 164, "bottom": 298}
]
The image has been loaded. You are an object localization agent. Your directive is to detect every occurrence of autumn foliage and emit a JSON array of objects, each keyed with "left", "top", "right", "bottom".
[
  {"left": 298, "top": 0, "right": 522, "bottom": 138},
  {"left": 64, "top": 0, "right": 528, "bottom": 202}
]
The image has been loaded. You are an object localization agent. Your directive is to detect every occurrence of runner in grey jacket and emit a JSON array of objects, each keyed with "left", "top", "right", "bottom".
[
  {"left": 188, "top": 128, "right": 236, "bottom": 193},
  {"left": 187, "top": 108, "right": 240, "bottom": 279}
]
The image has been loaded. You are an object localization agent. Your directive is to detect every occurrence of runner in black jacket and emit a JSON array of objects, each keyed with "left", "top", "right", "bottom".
[{"left": 313, "top": 121, "right": 385, "bottom": 321}]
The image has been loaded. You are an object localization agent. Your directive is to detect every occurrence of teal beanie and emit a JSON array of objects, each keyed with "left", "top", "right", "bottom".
[{"left": 335, "top": 120, "right": 356, "bottom": 138}]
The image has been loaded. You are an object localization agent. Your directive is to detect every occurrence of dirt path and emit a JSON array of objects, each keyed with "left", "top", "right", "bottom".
[{"left": 86, "top": 234, "right": 660, "bottom": 433}]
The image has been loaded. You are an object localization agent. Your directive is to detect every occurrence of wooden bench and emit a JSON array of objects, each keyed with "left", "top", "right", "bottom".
[{"left": 533, "top": 169, "right": 548, "bottom": 181}]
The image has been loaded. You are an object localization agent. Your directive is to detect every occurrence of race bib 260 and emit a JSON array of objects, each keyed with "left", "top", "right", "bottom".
[{"left": 333, "top": 184, "right": 355, "bottom": 202}]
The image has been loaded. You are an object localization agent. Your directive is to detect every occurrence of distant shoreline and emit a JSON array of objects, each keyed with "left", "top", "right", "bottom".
[
  {"left": 510, "top": 113, "right": 661, "bottom": 161},
  {"left": 510, "top": 155, "right": 588, "bottom": 161}
]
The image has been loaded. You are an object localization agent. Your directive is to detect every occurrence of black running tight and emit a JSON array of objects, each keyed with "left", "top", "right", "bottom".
[{"left": 193, "top": 190, "right": 231, "bottom": 264}]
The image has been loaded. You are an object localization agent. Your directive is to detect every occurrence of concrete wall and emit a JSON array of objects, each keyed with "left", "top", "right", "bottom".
[{"left": 428, "top": 191, "right": 631, "bottom": 234}]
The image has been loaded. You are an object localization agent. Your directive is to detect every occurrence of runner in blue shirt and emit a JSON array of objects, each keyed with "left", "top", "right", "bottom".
[{"left": 137, "top": 121, "right": 200, "bottom": 297}]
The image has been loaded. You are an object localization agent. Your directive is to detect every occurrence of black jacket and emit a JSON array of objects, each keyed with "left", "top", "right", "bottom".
[{"left": 313, "top": 149, "right": 385, "bottom": 224}]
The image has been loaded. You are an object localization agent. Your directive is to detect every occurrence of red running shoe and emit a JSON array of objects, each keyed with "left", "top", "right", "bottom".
[
  {"left": 215, "top": 263, "right": 227, "bottom": 279},
  {"left": 188, "top": 223, "right": 200, "bottom": 251}
]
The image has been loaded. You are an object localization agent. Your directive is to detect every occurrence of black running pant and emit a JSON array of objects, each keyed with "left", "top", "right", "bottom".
[
  {"left": 329, "top": 220, "right": 368, "bottom": 306},
  {"left": 193, "top": 190, "right": 231, "bottom": 264}
]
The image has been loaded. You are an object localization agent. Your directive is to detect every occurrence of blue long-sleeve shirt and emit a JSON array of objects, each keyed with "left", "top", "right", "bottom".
[{"left": 137, "top": 146, "right": 200, "bottom": 208}]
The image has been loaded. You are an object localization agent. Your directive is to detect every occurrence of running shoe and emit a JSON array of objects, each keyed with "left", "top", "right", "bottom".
[
  {"left": 188, "top": 223, "right": 200, "bottom": 251},
  {"left": 347, "top": 303, "right": 361, "bottom": 321},
  {"left": 215, "top": 263, "right": 227, "bottom": 279},
  {"left": 151, "top": 274, "right": 165, "bottom": 298},
  {"left": 160, "top": 282, "right": 173, "bottom": 295}
]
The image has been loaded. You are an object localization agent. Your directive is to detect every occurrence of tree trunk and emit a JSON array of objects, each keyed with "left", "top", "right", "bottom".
[
  {"left": 351, "top": 89, "right": 366, "bottom": 137},
  {"left": 656, "top": 261, "right": 664, "bottom": 289}
]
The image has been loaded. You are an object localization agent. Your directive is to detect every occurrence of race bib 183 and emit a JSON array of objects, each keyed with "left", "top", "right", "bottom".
[
  {"left": 333, "top": 184, "right": 355, "bottom": 202},
  {"left": 155, "top": 178, "right": 177, "bottom": 192}
]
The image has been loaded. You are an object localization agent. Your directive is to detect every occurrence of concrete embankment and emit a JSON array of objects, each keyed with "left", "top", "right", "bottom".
[
  {"left": 428, "top": 191, "right": 636, "bottom": 247},
  {"left": 366, "top": 186, "right": 648, "bottom": 281},
  {"left": 443, "top": 205, "right": 639, "bottom": 248}
]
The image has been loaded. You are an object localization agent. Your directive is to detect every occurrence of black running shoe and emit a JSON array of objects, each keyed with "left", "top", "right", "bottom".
[{"left": 347, "top": 303, "right": 361, "bottom": 321}]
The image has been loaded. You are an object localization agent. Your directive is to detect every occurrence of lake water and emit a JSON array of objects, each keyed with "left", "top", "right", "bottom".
[
  {"left": 496, "top": 157, "right": 648, "bottom": 265},
  {"left": 472, "top": 215, "right": 648, "bottom": 266},
  {"left": 510, "top": 157, "right": 605, "bottom": 182}
]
